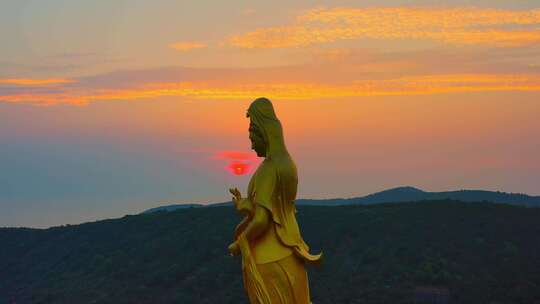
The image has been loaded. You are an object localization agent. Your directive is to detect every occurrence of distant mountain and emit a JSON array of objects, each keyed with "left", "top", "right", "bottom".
[
  {"left": 141, "top": 203, "right": 203, "bottom": 214},
  {"left": 297, "top": 186, "right": 540, "bottom": 207},
  {"left": 142, "top": 201, "right": 234, "bottom": 214},
  {"left": 142, "top": 186, "right": 540, "bottom": 213}
]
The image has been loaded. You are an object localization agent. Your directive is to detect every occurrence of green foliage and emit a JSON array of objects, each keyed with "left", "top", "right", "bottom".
[{"left": 1, "top": 201, "right": 539, "bottom": 303}]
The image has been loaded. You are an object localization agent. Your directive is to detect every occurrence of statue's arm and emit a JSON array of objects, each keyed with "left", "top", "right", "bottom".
[
  {"left": 229, "top": 203, "right": 271, "bottom": 255},
  {"left": 234, "top": 215, "right": 250, "bottom": 240},
  {"left": 228, "top": 163, "right": 275, "bottom": 256},
  {"left": 232, "top": 197, "right": 254, "bottom": 239},
  {"left": 239, "top": 204, "right": 270, "bottom": 243},
  {"left": 239, "top": 163, "right": 275, "bottom": 242},
  {"left": 235, "top": 197, "right": 254, "bottom": 215}
]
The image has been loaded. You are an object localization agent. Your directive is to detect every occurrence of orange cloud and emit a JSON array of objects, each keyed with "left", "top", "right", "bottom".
[
  {"left": 169, "top": 41, "right": 207, "bottom": 51},
  {"left": 0, "top": 78, "right": 75, "bottom": 86},
  {"left": 0, "top": 93, "right": 87, "bottom": 106},
  {"left": 229, "top": 7, "right": 540, "bottom": 48},
  {"left": 1, "top": 73, "right": 539, "bottom": 106}
]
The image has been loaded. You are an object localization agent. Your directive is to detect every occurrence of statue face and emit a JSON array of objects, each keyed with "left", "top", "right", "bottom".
[{"left": 249, "top": 121, "right": 266, "bottom": 157}]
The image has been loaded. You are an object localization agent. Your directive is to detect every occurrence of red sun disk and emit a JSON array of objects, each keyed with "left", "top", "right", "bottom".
[{"left": 227, "top": 161, "right": 251, "bottom": 176}]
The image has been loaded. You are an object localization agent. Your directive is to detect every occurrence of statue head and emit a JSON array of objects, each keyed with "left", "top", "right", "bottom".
[
  {"left": 247, "top": 97, "right": 299, "bottom": 203},
  {"left": 249, "top": 121, "right": 266, "bottom": 157},
  {"left": 246, "top": 97, "right": 286, "bottom": 159}
]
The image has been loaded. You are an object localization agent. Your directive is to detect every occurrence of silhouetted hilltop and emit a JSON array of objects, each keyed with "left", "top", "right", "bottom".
[
  {"left": 143, "top": 186, "right": 540, "bottom": 213},
  {"left": 142, "top": 203, "right": 203, "bottom": 214},
  {"left": 337, "top": 186, "right": 540, "bottom": 206},
  {"left": 1, "top": 201, "right": 539, "bottom": 304}
]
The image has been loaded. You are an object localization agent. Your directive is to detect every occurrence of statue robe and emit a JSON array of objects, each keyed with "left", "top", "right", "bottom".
[
  {"left": 242, "top": 158, "right": 316, "bottom": 304},
  {"left": 247, "top": 158, "right": 321, "bottom": 265}
]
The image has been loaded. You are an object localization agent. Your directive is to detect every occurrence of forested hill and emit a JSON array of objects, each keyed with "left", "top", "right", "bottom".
[{"left": 1, "top": 201, "right": 540, "bottom": 304}]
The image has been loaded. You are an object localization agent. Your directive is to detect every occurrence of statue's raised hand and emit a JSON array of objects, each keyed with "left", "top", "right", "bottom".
[{"left": 229, "top": 187, "right": 242, "bottom": 208}]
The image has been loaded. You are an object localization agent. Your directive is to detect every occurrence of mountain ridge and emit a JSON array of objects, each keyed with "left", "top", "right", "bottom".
[{"left": 142, "top": 186, "right": 540, "bottom": 213}]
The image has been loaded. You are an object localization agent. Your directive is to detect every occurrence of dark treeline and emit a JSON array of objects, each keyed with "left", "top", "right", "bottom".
[{"left": 1, "top": 201, "right": 539, "bottom": 304}]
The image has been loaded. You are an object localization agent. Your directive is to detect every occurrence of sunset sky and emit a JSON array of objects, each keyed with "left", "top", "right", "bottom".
[{"left": 1, "top": 0, "right": 539, "bottom": 228}]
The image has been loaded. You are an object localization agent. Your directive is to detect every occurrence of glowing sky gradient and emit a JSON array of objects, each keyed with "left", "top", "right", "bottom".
[{"left": 1, "top": 0, "right": 539, "bottom": 227}]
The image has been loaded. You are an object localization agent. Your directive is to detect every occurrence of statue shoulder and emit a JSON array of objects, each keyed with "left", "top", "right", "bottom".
[{"left": 255, "top": 159, "right": 278, "bottom": 180}]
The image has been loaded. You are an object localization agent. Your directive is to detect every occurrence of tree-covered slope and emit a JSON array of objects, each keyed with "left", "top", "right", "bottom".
[{"left": 1, "top": 201, "right": 539, "bottom": 304}]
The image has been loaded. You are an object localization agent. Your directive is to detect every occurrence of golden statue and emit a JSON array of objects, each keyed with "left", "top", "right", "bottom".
[{"left": 228, "top": 97, "right": 322, "bottom": 304}]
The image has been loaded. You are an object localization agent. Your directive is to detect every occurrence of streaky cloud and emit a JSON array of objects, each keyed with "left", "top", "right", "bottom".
[
  {"left": 1, "top": 73, "right": 539, "bottom": 106},
  {"left": 169, "top": 41, "right": 207, "bottom": 51},
  {"left": 229, "top": 6, "right": 540, "bottom": 48},
  {"left": 0, "top": 78, "right": 75, "bottom": 86},
  {"left": 1, "top": 45, "right": 539, "bottom": 106}
]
